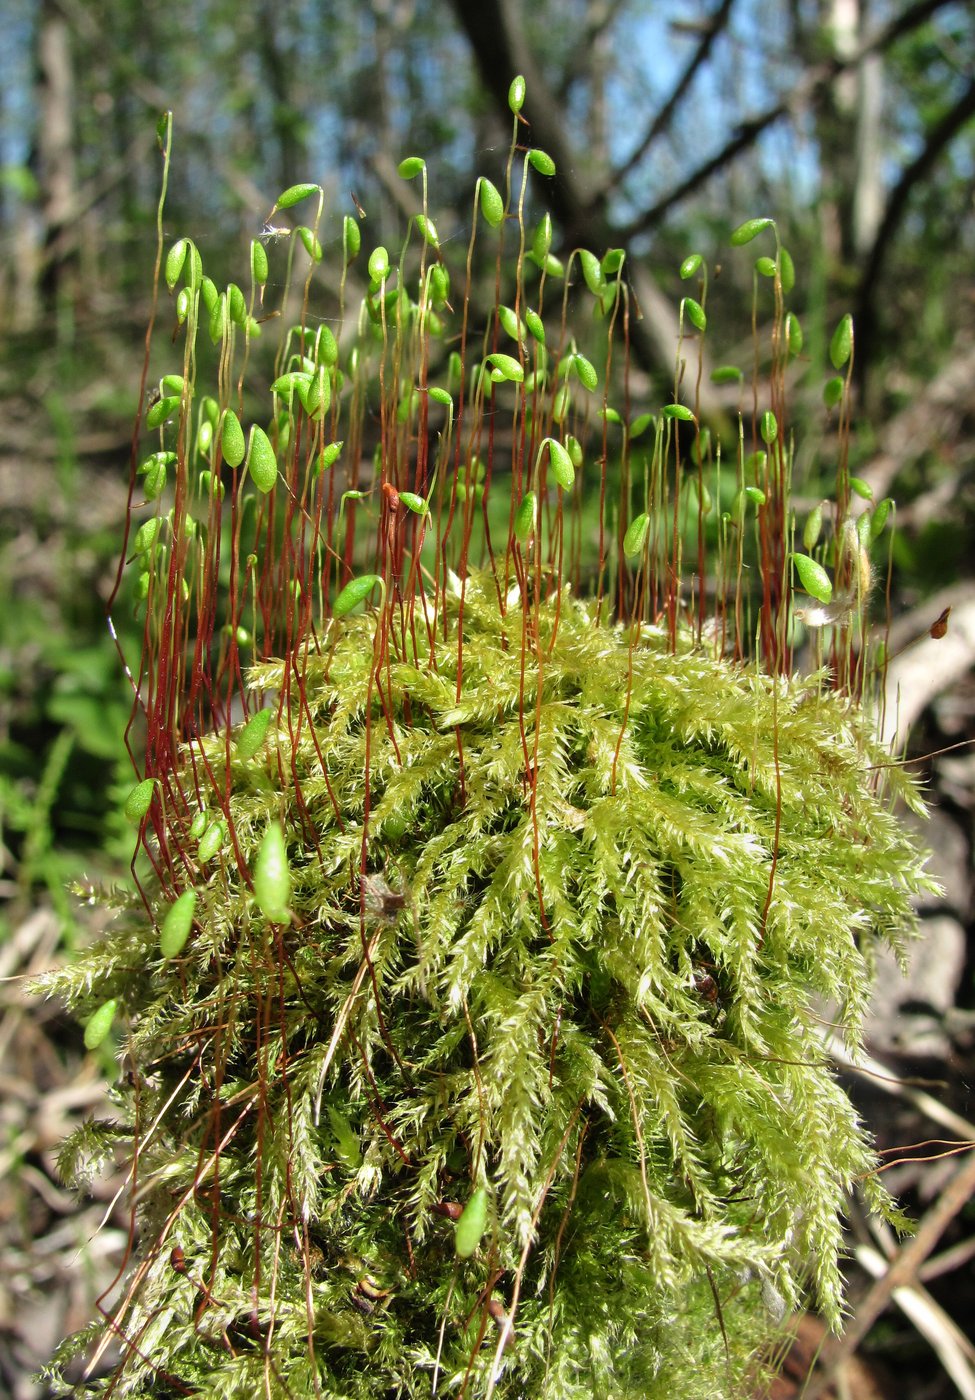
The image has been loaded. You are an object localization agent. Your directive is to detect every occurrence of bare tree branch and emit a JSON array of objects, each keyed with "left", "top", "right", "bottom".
[
  {"left": 593, "top": 0, "right": 735, "bottom": 202},
  {"left": 616, "top": 0, "right": 959, "bottom": 240},
  {"left": 555, "top": 0, "right": 630, "bottom": 104},
  {"left": 448, "top": 0, "right": 736, "bottom": 410},
  {"left": 855, "top": 72, "right": 975, "bottom": 379}
]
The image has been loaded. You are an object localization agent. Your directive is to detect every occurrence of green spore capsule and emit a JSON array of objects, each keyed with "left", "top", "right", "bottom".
[
  {"left": 334, "top": 574, "right": 382, "bottom": 617},
  {"left": 247, "top": 426, "right": 277, "bottom": 494},
  {"left": 124, "top": 778, "right": 157, "bottom": 825},
  {"left": 133, "top": 517, "right": 162, "bottom": 554},
  {"left": 189, "top": 809, "right": 208, "bottom": 840},
  {"left": 571, "top": 354, "right": 598, "bottom": 391},
  {"left": 297, "top": 226, "right": 322, "bottom": 262},
  {"left": 479, "top": 178, "right": 504, "bottom": 228},
  {"left": 486, "top": 352, "right": 524, "bottom": 383},
  {"left": 197, "top": 820, "right": 225, "bottom": 863},
  {"left": 623, "top": 512, "right": 650, "bottom": 558},
  {"left": 663, "top": 403, "right": 695, "bottom": 423},
  {"left": 194, "top": 417, "right": 212, "bottom": 456},
  {"left": 680, "top": 253, "right": 703, "bottom": 280},
  {"left": 454, "top": 1187, "right": 489, "bottom": 1259},
  {"left": 146, "top": 395, "right": 181, "bottom": 430},
  {"left": 316, "top": 442, "right": 343, "bottom": 474},
  {"left": 577, "top": 249, "right": 605, "bottom": 296},
  {"left": 830, "top": 313, "right": 854, "bottom": 370},
  {"left": 250, "top": 238, "right": 268, "bottom": 285},
  {"left": 528, "top": 148, "right": 555, "bottom": 177},
  {"left": 84, "top": 998, "right": 118, "bottom": 1051},
  {"left": 514, "top": 492, "right": 536, "bottom": 543},
  {"left": 792, "top": 552, "right": 833, "bottom": 604},
  {"left": 760, "top": 410, "right": 778, "bottom": 444},
  {"left": 274, "top": 182, "right": 320, "bottom": 211},
  {"left": 870, "top": 497, "right": 894, "bottom": 540},
  {"left": 508, "top": 75, "right": 526, "bottom": 113},
  {"left": 711, "top": 365, "right": 742, "bottom": 384},
  {"left": 343, "top": 214, "right": 361, "bottom": 261},
  {"left": 222, "top": 410, "right": 245, "bottom": 468},
  {"left": 546, "top": 438, "right": 575, "bottom": 491},
  {"left": 730, "top": 216, "right": 774, "bottom": 246},
  {"left": 367, "top": 246, "right": 389, "bottom": 283},
  {"left": 253, "top": 821, "right": 291, "bottom": 925},
  {"left": 682, "top": 297, "right": 707, "bottom": 332},
  {"left": 236, "top": 707, "right": 274, "bottom": 760},
  {"left": 397, "top": 155, "right": 425, "bottom": 179},
  {"left": 398, "top": 491, "right": 428, "bottom": 515},
  {"left": 159, "top": 890, "right": 197, "bottom": 959},
  {"left": 532, "top": 213, "right": 552, "bottom": 262},
  {"left": 779, "top": 247, "right": 796, "bottom": 294},
  {"left": 823, "top": 377, "right": 844, "bottom": 409},
  {"left": 165, "top": 239, "right": 187, "bottom": 290},
  {"left": 803, "top": 503, "right": 824, "bottom": 552},
  {"left": 227, "top": 283, "right": 246, "bottom": 325}
]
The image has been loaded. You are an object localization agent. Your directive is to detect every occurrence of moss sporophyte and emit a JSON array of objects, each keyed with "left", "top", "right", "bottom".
[{"left": 39, "top": 98, "right": 935, "bottom": 1399}]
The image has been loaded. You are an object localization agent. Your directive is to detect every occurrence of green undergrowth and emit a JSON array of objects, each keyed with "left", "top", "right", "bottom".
[{"left": 41, "top": 572, "right": 934, "bottom": 1398}]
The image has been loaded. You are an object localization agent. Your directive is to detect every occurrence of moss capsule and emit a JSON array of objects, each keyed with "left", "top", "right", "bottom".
[
  {"left": 84, "top": 998, "right": 118, "bottom": 1050},
  {"left": 253, "top": 821, "right": 291, "bottom": 924},
  {"left": 236, "top": 708, "right": 274, "bottom": 761},
  {"left": 159, "top": 890, "right": 197, "bottom": 959},
  {"left": 454, "top": 1187, "right": 488, "bottom": 1259},
  {"left": 124, "top": 778, "right": 157, "bottom": 825}
]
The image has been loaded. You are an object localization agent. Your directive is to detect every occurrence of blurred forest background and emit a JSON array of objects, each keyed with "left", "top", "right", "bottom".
[{"left": 0, "top": 1, "right": 973, "bottom": 1396}]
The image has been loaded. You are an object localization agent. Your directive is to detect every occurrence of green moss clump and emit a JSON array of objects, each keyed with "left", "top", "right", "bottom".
[{"left": 43, "top": 573, "right": 934, "bottom": 1398}]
